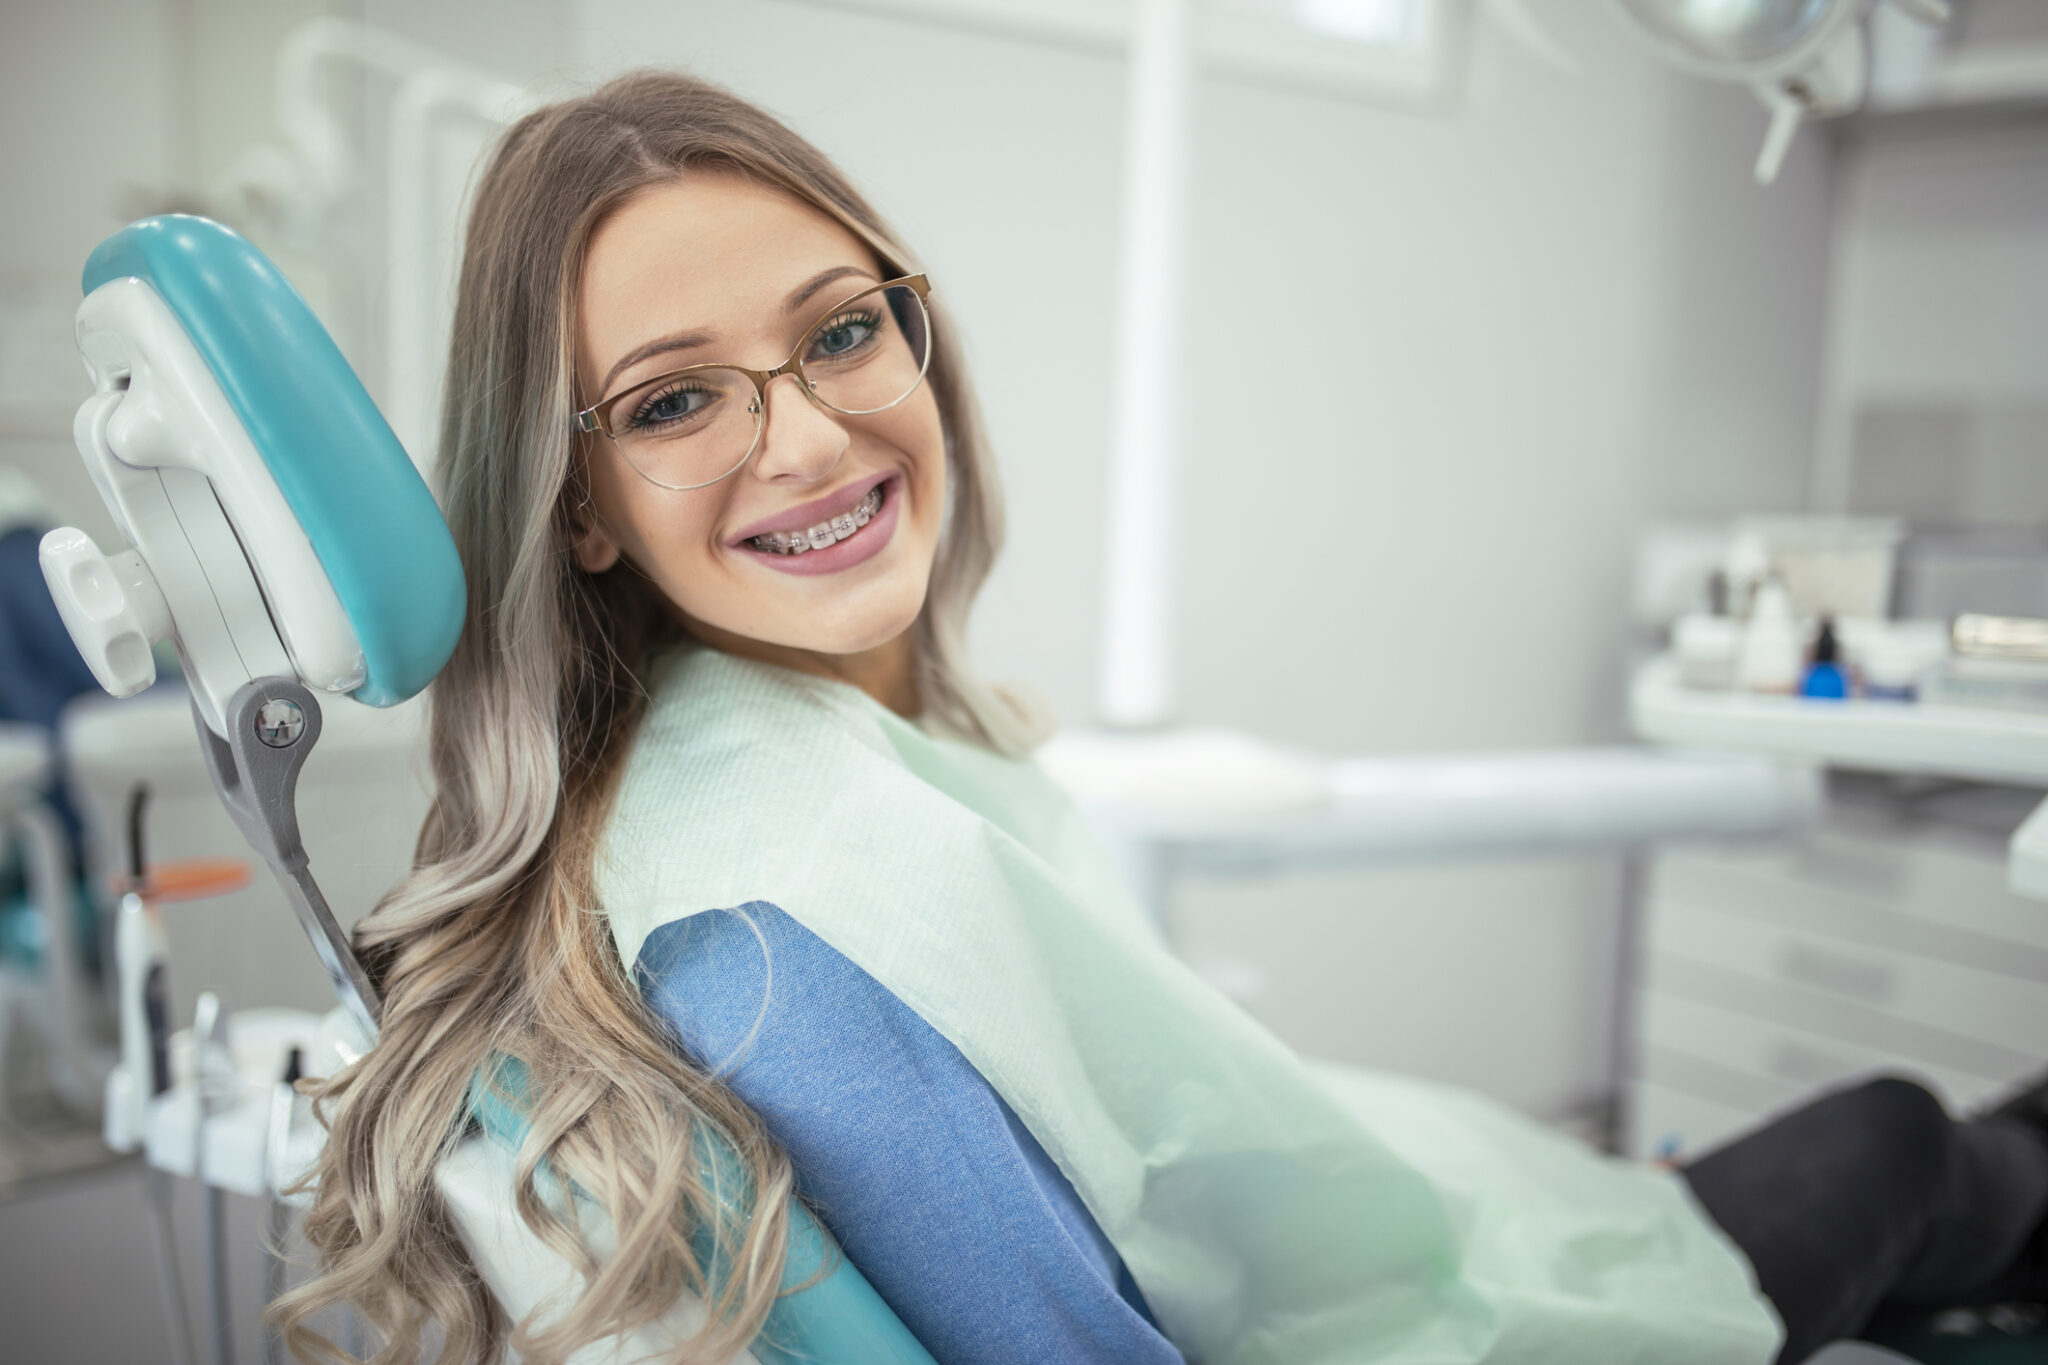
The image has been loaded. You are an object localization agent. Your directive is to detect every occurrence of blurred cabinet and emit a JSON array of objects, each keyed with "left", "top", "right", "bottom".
[{"left": 1625, "top": 781, "right": 2048, "bottom": 1160}]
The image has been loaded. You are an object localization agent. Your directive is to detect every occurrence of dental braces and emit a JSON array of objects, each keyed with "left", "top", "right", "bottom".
[{"left": 752, "top": 484, "right": 883, "bottom": 554}]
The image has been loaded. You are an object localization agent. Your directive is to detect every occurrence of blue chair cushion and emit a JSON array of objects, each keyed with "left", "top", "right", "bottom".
[{"left": 82, "top": 215, "right": 464, "bottom": 707}]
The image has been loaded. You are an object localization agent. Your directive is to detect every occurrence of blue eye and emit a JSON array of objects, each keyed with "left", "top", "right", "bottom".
[
  {"left": 630, "top": 382, "right": 715, "bottom": 430},
  {"left": 808, "top": 309, "right": 882, "bottom": 361}
]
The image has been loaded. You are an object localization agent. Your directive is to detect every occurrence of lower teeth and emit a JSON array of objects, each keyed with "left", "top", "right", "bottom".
[{"left": 752, "top": 485, "right": 884, "bottom": 555}]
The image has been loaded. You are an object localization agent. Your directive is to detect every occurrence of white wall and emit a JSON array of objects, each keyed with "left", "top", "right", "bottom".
[
  {"left": 0, "top": 0, "right": 184, "bottom": 545},
  {"left": 1820, "top": 118, "right": 2048, "bottom": 525},
  {"left": 1175, "top": 11, "right": 1833, "bottom": 1118},
  {"left": 570, "top": 0, "right": 1833, "bottom": 1118}
]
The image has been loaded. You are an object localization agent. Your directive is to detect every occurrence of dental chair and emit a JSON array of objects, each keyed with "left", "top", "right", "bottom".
[
  {"left": 40, "top": 214, "right": 929, "bottom": 1365},
  {"left": 31, "top": 215, "right": 1957, "bottom": 1365}
]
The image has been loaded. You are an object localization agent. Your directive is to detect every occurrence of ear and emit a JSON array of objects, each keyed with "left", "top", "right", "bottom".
[{"left": 567, "top": 495, "right": 623, "bottom": 574}]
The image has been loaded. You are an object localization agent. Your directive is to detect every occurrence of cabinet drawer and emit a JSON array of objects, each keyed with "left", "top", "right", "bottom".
[
  {"left": 1654, "top": 834, "right": 2048, "bottom": 959},
  {"left": 1644, "top": 951, "right": 2038, "bottom": 1084},
  {"left": 1637, "top": 990, "right": 2010, "bottom": 1112},
  {"left": 1649, "top": 895, "right": 2048, "bottom": 1055}
]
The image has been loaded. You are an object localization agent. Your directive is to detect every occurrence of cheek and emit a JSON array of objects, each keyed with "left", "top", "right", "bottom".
[
  {"left": 589, "top": 448, "right": 730, "bottom": 580},
  {"left": 643, "top": 499, "right": 730, "bottom": 585},
  {"left": 893, "top": 400, "right": 948, "bottom": 516}
]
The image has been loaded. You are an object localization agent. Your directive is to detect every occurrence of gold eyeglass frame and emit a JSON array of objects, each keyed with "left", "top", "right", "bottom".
[{"left": 573, "top": 274, "right": 934, "bottom": 491}]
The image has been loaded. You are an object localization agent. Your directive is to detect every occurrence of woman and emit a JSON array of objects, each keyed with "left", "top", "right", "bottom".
[{"left": 279, "top": 71, "right": 2048, "bottom": 1365}]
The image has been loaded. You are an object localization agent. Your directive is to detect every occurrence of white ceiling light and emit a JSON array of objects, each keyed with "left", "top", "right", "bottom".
[{"left": 1291, "top": 0, "right": 1423, "bottom": 45}]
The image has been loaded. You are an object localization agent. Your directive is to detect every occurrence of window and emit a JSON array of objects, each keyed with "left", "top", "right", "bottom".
[{"left": 800, "top": 0, "right": 1461, "bottom": 107}]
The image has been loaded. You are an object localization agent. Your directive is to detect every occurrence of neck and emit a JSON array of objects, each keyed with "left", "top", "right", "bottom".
[{"left": 686, "top": 619, "right": 921, "bottom": 719}]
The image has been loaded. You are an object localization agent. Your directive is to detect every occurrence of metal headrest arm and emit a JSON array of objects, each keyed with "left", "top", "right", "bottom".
[{"left": 193, "top": 677, "right": 382, "bottom": 1041}]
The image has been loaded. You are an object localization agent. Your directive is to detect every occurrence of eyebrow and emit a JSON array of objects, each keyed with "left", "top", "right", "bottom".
[
  {"left": 594, "top": 264, "right": 882, "bottom": 401},
  {"left": 785, "top": 264, "right": 876, "bottom": 316}
]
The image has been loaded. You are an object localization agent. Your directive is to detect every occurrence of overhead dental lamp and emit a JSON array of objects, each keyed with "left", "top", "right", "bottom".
[{"left": 1610, "top": 0, "right": 1951, "bottom": 182}]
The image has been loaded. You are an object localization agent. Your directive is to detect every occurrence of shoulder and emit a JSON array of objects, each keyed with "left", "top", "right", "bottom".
[
  {"left": 633, "top": 903, "right": 1181, "bottom": 1365},
  {"left": 595, "top": 646, "right": 1138, "bottom": 973},
  {"left": 634, "top": 902, "right": 926, "bottom": 1072},
  {"left": 596, "top": 650, "right": 918, "bottom": 955},
  {"left": 632, "top": 901, "right": 1027, "bottom": 1212},
  {"left": 625, "top": 647, "right": 895, "bottom": 782},
  {"left": 609, "top": 648, "right": 924, "bottom": 854}
]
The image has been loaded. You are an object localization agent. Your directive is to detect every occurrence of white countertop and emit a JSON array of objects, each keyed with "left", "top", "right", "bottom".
[
  {"left": 1632, "top": 654, "right": 2048, "bottom": 787},
  {"left": 1630, "top": 653, "right": 2048, "bottom": 901}
]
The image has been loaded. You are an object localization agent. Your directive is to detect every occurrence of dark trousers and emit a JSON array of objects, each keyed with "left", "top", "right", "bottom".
[{"left": 1681, "top": 1077, "right": 2048, "bottom": 1364}]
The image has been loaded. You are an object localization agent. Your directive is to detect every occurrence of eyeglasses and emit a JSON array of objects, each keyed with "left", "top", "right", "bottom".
[{"left": 574, "top": 275, "right": 934, "bottom": 491}]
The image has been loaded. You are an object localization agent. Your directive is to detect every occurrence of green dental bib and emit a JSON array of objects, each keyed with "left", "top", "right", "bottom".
[{"left": 596, "top": 649, "right": 1781, "bottom": 1364}]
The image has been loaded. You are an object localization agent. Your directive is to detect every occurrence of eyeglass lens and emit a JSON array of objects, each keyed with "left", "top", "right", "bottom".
[{"left": 602, "top": 282, "right": 931, "bottom": 490}]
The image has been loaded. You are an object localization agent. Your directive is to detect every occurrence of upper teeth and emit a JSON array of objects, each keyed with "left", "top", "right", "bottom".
[{"left": 751, "top": 485, "right": 884, "bottom": 554}]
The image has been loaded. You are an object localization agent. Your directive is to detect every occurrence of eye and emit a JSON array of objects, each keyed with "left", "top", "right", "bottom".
[
  {"left": 807, "top": 308, "right": 883, "bottom": 361},
  {"left": 628, "top": 380, "right": 717, "bottom": 431}
]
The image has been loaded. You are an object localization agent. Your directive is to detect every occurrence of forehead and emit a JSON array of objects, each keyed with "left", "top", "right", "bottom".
[{"left": 579, "top": 174, "right": 878, "bottom": 358}]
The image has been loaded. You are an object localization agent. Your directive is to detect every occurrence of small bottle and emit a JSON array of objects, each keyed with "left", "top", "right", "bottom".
[
  {"left": 1862, "top": 629, "right": 1929, "bottom": 702},
  {"left": 1738, "top": 577, "right": 1803, "bottom": 694},
  {"left": 1801, "top": 616, "right": 1848, "bottom": 700},
  {"left": 1724, "top": 531, "right": 1771, "bottom": 617},
  {"left": 1675, "top": 614, "right": 1741, "bottom": 689},
  {"left": 1674, "top": 567, "right": 1741, "bottom": 689}
]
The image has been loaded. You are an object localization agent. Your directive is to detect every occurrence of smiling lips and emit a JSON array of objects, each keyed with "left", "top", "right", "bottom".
[
  {"left": 733, "top": 476, "right": 901, "bottom": 576},
  {"left": 747, "top": 483, "right": 884, "bottom": 554}
]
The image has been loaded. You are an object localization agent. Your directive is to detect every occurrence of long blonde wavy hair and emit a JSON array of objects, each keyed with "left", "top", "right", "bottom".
[{"left": 275, "top": 70, "right": 1033, "bottom": 1364}]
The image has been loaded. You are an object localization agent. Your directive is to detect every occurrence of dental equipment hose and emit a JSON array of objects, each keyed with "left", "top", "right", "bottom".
[
  {"left": 128, "top": 784, "right": 199, "bottom": 1365},
  {"left": 264, "top": 1194, "right": 292, "bottom": 1365},
  {"left": 264, "top": 1046, "right": 303, "bottom": 1365},
  {"left": 194, "top": 990, "right": 236, "bottom": 1365},
  {"left": 146, "top": 1167, "right": 200, "bottom": 1365},
  {"left": 205, "top": 1179, "right": 232, "bottom": 1365},
  {"left": 127, "top": 786, "right": 171, "bottom": 1099}
]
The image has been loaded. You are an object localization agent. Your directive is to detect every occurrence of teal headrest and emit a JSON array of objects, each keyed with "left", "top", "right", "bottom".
[{"left": 82, "top": 215, "right": 464, "bottom": 707}]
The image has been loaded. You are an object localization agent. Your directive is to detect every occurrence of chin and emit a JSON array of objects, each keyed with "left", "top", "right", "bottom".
[
  {"left": 808, "top": 597, "right": 927, "bottom": 656},
  {"left": 720, "top": 576, "right": 925, "bottom": 659}
]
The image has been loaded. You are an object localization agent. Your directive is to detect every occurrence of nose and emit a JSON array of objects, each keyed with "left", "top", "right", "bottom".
[{"left": 749, "top": 372, "right": 849, "bottom": 484}]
